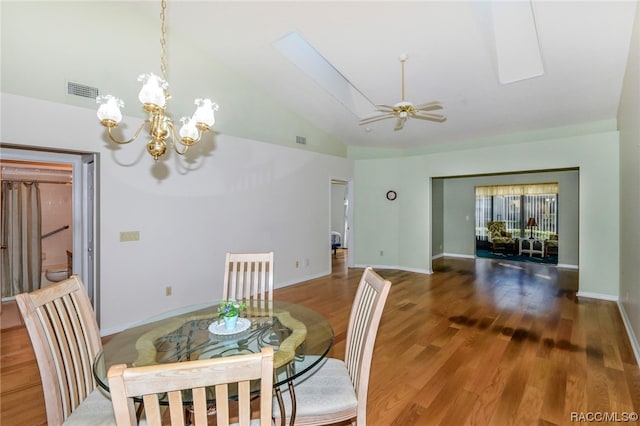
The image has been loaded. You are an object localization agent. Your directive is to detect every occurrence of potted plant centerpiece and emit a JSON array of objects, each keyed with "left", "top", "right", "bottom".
[{"left": 218, "top": 299, "right": 247, "bottom": 330}]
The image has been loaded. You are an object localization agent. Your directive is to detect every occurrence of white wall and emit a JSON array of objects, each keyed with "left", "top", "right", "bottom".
[
  {"left": 354, "top": 128, "right": 620, "bottom": 298},
  {"left": 1, "top": 94, "right": 353, "bottom": 333},
  {"left": 618, "top": 1, "right": 640, "bottom": 358}
]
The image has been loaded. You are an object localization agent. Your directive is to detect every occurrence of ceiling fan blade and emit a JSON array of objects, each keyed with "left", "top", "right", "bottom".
[
  {"left": 413, "top": 111, "right": 447, "bottom": 123},
  {"left": 414, "top": 101, "right": 443, "bottom": 112},
  {"left": 359, "top": 113, "right": 396, "bottom": 125},
  {"left": 374, "top": 104, "right": 397, "bottom": 112},
  {"left": 394, "top": 116, "right": 407, "bottom": 131}
]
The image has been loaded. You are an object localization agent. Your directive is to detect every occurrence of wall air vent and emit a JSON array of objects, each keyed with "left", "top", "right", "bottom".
[
  {"left": 67, "top": 82, "right": 99, "bottom": 99},
  {"left": 296, "top": 136, "right": 307, "bottom": 145}
]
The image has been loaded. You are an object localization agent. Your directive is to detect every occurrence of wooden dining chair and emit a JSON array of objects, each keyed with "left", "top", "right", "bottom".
[
  {"left": 223, "top": 252, "right": 274, "bottom": 302},
  {"left": 15, "top": 275, "right": 116, "bottom": 425},
  {"left": 107, "top": 347, "right": 274, "bottom": 426},
  {"left": 272, "top": 266, "right": 391, "bottom": 426}
]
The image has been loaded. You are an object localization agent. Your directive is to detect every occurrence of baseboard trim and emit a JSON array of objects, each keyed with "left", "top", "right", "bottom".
[
  {"left": 576, "top": 291, "right": 617, "bottom": 301},
  {"left": 618, "top": 300, "right": 640, "bottom": 366},
  {"left": 100, "top": 271, "right": 334, "bottom": 337},
  {"left": 100, "top": 301, "right": 218, "bottom": 336},
  {"left": 556, "top": 263, "right": 579, "bottom": 270},
  {"left": 443, "top": 253, "right": 475, "bottom": 259},
  {"left": 276, "top": 270, "right": 331, "bottom": 289}
]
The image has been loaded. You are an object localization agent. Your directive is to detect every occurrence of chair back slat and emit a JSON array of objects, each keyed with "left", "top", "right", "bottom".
[
  {"left": 141, "top": 394, "right": 164, "bottom": 425},
  {"left": 223, "top": 252, "right": 274, "bottom": 302},
  {"left": 214, "top": 384, "right": 230, "bottom": 426},
  {"left": 346, "top": 282, "right": 376, "bottom": 390},
  {"left": 15, "top": 275, "right": 102, "bottom": 426},
  {"left": 192, "top": 387, "right": 208, "bottom": 425},
  {"left": 167, "top": 390, "right": 186, "bottom": 426},
  {"left": 64, "top": 292, "right": 96, "bottom": 392},
  {"left": 42, "top": 298, "right": 82, "bottom": 413},
  {"left": 108, "top": 347, "right": 274, "bottom": 426}
]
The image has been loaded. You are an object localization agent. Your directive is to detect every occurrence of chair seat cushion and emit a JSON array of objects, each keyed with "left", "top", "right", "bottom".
[
  {"left": 62, "top": 387, "right": 116, "bottom": 425},
  {"left": 273, "top": 358, "right": 357, "bottom": 422},
  {"left": 230, "top": 420, "right": 265, "bottom": 426}
]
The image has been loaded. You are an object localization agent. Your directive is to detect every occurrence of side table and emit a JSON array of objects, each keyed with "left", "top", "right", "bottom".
[{"left": 519, "top": 238, "right": 544, "bottom": 257}]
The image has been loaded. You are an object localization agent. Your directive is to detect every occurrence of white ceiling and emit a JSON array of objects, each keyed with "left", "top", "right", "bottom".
[{"left": 102, "top": 1, "right": 639, "bottom": 150}]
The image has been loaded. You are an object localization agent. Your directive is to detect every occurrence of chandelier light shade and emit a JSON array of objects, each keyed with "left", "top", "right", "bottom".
[
  {"left": 96, "top": 0, "right": 218, "bottom": 161},
  {"left": 96, "top": 95, "right": 123, "bottom": 125}
]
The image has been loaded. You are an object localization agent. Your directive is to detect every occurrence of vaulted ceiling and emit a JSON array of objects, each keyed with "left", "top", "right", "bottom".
[
  {"left": 146, "top": 0, "right": 636, "bottom": 150},
  {"left": 3, "top": 1, "right": 637, "bottom": 152}
]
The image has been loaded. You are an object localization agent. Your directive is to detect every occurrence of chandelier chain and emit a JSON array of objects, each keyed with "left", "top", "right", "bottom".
[{"left": 160, "top": 0, "right": 167, "bottom": 82}]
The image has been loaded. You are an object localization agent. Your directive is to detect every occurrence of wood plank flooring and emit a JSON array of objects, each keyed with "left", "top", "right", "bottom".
[{"left": 2, "top": 252, "right": 639, "bottom": 425}]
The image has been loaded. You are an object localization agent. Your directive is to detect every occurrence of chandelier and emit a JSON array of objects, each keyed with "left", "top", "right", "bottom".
[{"left": 96, "top": 0, "right": 218, "bottom": 161}]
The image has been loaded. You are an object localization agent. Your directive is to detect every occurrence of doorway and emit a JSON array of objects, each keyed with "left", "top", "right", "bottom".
[
  {"left": 0, "top": 146, "right": 98, "bottom": 311},
  {"left": 432, "top": 169, "right": 578, "bottom": 270},
  {"left": 331, "top": 178, "right": 352, "bottom": 269}
]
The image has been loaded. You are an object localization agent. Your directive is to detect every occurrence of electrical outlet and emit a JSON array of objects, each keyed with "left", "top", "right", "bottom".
[
  {"left": 380, "top": 250, "right": 384, "bottom": 256},
  {"left": 120, "top": 231, "right": 140, "bottom": 242},
  {"left": 295, "top": 260, "right": 300, "bottom": 268},
  {"left": 165, "top": 286, "right": 172, "bottom": 296}
]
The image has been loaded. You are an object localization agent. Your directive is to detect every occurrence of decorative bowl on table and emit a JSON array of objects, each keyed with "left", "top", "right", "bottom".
[{"left": 208, "top": 317, "right": 251, "bottom": 335}]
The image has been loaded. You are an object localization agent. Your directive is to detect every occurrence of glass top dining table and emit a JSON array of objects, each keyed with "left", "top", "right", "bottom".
[{"left": 93, "top": 300, "right": 334, "bottom": 415}]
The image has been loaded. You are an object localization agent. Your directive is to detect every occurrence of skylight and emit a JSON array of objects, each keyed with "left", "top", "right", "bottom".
[
  {"left": 273, "top": 31, "right": 374, "bottom": 118},
  {"left": 491, "top": 0, "right": 544, "bottom": 84}
]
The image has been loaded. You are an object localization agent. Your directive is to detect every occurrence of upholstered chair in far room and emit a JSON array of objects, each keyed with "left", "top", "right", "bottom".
[
  {"left": 108, "top": 347, "right": 274, "bottom": 426},
  {"left": 487, "top": 220, "right": 516, "bottom": 251},
  {"left": 15, "top": 275, "right": 116, "bottom": 425},
  {"left": 223, "top": 252, "right": 274, "bottom": 302},
  {"left": 545, "top": 234, "right": 559, "bottom": 257},
  {"left": 331, "top": 231, "right": 342, "bottom": 256},
  {"left": 272, "top": 266, "right": 392, "bottom": 426}
]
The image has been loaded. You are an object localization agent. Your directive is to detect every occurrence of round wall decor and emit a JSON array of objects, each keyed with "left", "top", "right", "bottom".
[{"left": 386, "top": 190, "right": 397, "bottom": 201}]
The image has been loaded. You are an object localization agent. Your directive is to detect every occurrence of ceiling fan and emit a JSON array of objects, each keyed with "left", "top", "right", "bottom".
[{"left": 360, "top": 54, "right": 446, "bottom": 131}]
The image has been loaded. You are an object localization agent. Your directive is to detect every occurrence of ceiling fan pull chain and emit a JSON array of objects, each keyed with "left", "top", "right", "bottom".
[{"left": 401, "top": 56, "right": 406, "bottom": 102}]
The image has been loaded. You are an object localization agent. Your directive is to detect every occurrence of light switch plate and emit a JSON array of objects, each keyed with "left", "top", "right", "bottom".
[{"left": 120, "top": 231, "right": 140, "bottom": 242}]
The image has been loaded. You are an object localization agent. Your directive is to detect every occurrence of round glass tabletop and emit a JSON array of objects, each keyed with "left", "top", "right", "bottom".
[{"left": 93, "top": 300, "right": 334, "bottom": 402}]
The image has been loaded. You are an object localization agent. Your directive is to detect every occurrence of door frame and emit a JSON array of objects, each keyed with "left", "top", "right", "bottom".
[
  {"left": 330, "top": 177, "right": 354, "bottom": 267},
  {"left": 0, "top": 146, "right": 99, "bottom": 314}
]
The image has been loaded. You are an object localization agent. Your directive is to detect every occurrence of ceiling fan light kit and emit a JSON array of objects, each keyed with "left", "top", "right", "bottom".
[{"left": 360, "top": 54, "right": 446, "bottom": 131}]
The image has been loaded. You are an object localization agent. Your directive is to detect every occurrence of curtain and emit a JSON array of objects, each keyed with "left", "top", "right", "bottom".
[{"left": 1, "top": 181, "right": 42, "bottom": 298}]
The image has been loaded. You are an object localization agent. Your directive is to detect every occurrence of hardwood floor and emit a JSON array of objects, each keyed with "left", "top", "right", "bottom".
[
  {"left": 0, "top": 318, "right": 47, "bottom": 425},
  {"left": 2, "top": 252, "right": 639, "bottom": 425}
]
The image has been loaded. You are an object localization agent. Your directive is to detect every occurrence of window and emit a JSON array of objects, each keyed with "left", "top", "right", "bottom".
[
  {"left": 475, "top": 183, "right": 558, "bottom": 240},
  {"left": 523, "top": 194, "right": 557, "bottom": 239}
]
